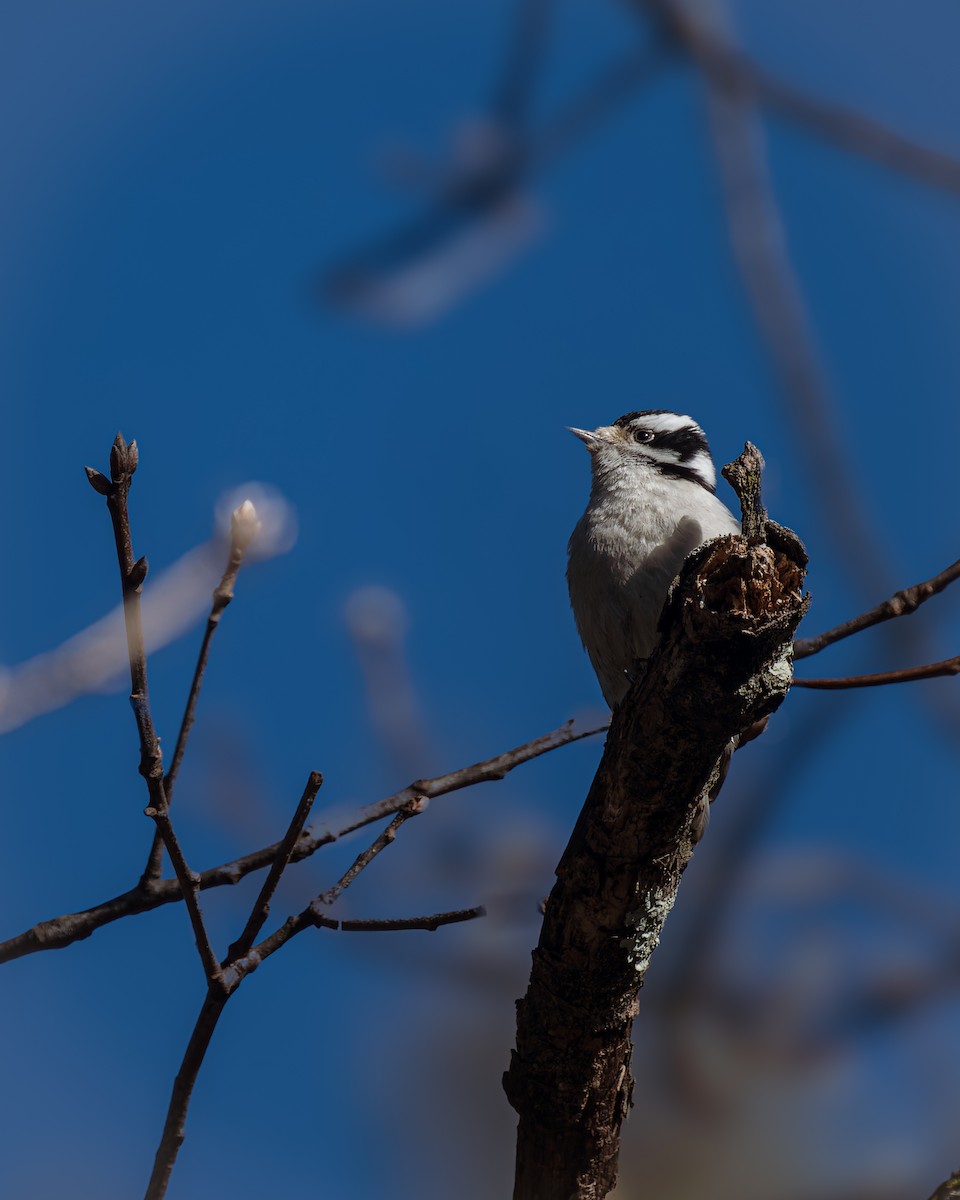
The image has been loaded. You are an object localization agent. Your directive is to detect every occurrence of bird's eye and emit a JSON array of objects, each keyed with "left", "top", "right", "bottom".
[{"left": 632, "top": 428, "right": 655, "bottom": 444}]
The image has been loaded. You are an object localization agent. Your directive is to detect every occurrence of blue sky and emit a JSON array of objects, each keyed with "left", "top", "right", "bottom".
[{"left": 2, "top": 3, "right": 960, "bottom": 1197}]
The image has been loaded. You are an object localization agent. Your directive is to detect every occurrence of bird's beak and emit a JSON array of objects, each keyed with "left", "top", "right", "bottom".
[{"left": 567, "top": 425, "right": 617, "bottom": 450}]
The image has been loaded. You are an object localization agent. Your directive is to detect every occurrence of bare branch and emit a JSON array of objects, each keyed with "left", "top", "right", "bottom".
[
  {"left": 91, "top": 434, "right": 222, "bottom": 987},
  {"left": 339, "top": 718, "right": 607, "bottom": 833},
  {"left": 226, "top": 797, "right": 430, "bottom": 987},
  {"left": 226, "top": 771, "right": 322, "bottom": 962},
  {"left": 141, "top": 498, "right": 263, "bottom": 884},
  {"left": 0, "top": 720, "right": 605, "bottom": 964},
  {"left": 145, "top": 989, "right": 229, "bottom": 1200},
  {"left": 793, "top": 656, "right": 960, "bottom": 690},
  {"left": 142, "top": 894, "right": 481, "bottom": 1198},
  {"left": 320, "top": 797, "right": 426, "bottom": 908},
  {"left": 338, "top": 907, "right": 486, "bottom": 932},
  {"left": 794, "top": 557, "right": 960, "bottom": 659},
  {"left": 145, "top": 758, "right": 472, "bottom": 1194}
]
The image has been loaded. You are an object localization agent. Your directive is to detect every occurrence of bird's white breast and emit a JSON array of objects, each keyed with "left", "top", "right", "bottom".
[{"left": 567, "top": 464, "right": 739, "bottom": 707}]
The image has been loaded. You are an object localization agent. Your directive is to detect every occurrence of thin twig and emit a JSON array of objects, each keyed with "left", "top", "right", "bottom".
[
  {"left": 226, "top": 771, "right": 323, "bottom": 962},
  {"left": 0, "top": 720, "right": 606, "bottom": 964},
  {"left": 141, "top": 499, "right": 262, "bottom": 884},
  {"left": 339, "top": 907, "right": 486, "bottom": 932},
  {"left": 143, "top": 898, "right": 482, "bottom": 1198},
  {"left": 337, "top": 719, "right": 608, "bottom": 834},
  {"left": 320, "top": 797, "right": 426, "bottom": 908},
  {"left": 144, "top": 988, "right": 230, "bottom": 1200},
  {"left": 145, "top": 770, "right": 319, "bottom": 1199},
  {"left": 793, "top": 656, "right": 960, "bottom": 690},
  {"left": 87, "top": 435, "right": 222, "bottom": 987},
  {"left": 227, "top": 798, "right": 429, "bottom": 986},
  {"left": 146, "top": 764, "right": 463, "bottom": 1193},
  {"left": 794, "top": 557, "right": 960, "bottom": 660}
]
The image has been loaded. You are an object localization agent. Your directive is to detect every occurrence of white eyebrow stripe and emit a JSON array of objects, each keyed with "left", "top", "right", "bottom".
[{"left": 637, "top": 412, "right": 700, "bottom": 435}]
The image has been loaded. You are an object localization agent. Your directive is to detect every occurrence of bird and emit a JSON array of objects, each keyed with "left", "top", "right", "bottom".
[
  {"left": 566, "top": 409, "right": 740, "bottom": 709},
  {"left": 566, "top": 410, "right": 742, "bottom": 841}
]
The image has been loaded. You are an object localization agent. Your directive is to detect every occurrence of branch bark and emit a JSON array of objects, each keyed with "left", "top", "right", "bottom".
[
  {"left": 504, "top": 504, "right": 808, "bottom": 1198},
  {"left": 928, "top": 1170, "right": 960, "bottom": 1200}
]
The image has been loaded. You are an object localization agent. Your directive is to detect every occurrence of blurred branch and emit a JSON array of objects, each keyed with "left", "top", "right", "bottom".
[
  {"left": 505, "top": 466, "right": 809, "bottom": 1198},
  {"left": 644, "top": 0, "right": 960, "bottom": 759},
  {"left": 87, "top": 435, "right": 222, "bottom": 988},
  {"left": 696, "top": 49, "right": 889, "bottom": 593},
  {"left": 794, "top": 557, "right": 960, "bottom": 660},
  {"left": 325, "top": 41, "right": 667, "bottom": 323},
  {"left": 794, "top": 655, "right": 960, "bottom": 690},
  {"left": 344, "top": 586, "right": 432, "bottom": 779},
  {"left": 642, "top": 0, "right": 960, "bottom": 194},
  {"left": 0, "top": 719, "right": 606, "bottom": 964},
  {"left": 492, "top": 0, "right": 554, "bottom": 128},
  {"left": 0, "top": 483, "right": 295, "bottom": 735}
]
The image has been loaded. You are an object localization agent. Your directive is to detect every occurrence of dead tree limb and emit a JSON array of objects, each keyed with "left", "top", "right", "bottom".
[{"left": 504, "top": 451, "right": 809, "bottom": 1200}]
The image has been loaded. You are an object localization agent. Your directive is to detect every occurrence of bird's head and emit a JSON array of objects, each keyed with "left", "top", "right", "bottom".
[{"left": 568, "top": 409, "right": 718, "bottom": 493}]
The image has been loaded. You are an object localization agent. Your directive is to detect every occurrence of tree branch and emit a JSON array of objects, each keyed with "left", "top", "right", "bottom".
[
  {"left": 337, "top": 907, "right": 486, "bottom": 932},
  {"left": 146, "top": 770, "right": 459, "bottom": 1195},
  {"left": 793, "top": 656, "right": 960, "bottom": 690},
  {"left": 794, "top": 557, "right": 960, "bottom": 659},
  {"left": 504, "top": 460, "right": 809, "bottom": 1198},
  {"left": 144, "top": 989, "right": 228, "bottom": 1200},
  {"left": 226, "top": 771, "right": 322, "bottom": 962},
  {"left": 319, "top": 797, "right": 426, "bottom": 907},
  {"left": 225, "top": 797, "right": 428, "bottom": 985},
  {"left": 87, "top": 435, "right": 222, "bottom": 988},
  {"left": 0, "top": 719, "right": 605, "bottom": 965}
]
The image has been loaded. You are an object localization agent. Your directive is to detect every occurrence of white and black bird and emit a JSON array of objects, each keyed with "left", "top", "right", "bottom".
[{"left": 566, "top": 409, "right": 740, "bottom": 709}]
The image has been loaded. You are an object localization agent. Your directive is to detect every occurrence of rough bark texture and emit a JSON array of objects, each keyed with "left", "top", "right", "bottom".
[
  {"left": 929, "top": 1170, "right": 960, "bottom": 1200},
  {"left": 504, "top": 521, "right": 809, "bottom": 1200}
]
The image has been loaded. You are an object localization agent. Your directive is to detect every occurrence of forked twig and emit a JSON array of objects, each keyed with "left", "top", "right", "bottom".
[
  {"left": 226, "top": 771, "right": 323, "bottom": 962},
  {"left": 146, "top": 783, "right": 475, "bottom": 1197},
  {"left": 86, "top": 436, "right": 221, "bottom": 987},
  {"left": 225, "top": 797, "right": 430, "bottom": 985}
]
